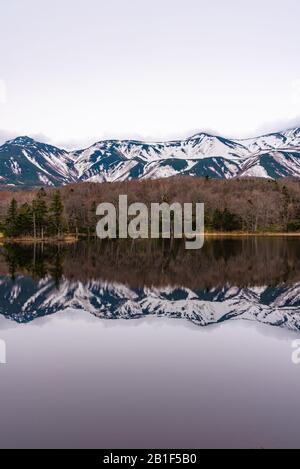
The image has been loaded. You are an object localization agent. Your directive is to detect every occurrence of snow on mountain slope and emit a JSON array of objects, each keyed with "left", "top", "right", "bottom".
[
  {"left": 1, "top": 129, "right": 300, "bottom": 187},
  {"left": 2, "top": 275, "right": 300, "bottom": 331},
  {"left": 238, "top": 128, "right": 300, "bottom": 154},
  {"left": 0, "top": 136, "right": 77, "bottom": 186},
  {"left": 69, "top": 127, "right": 300, "bottom": 183}
]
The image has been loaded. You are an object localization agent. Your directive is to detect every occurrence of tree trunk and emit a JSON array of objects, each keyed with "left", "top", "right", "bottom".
[{"left": 33, "top": 212, "right": 36, "bottom": 239}]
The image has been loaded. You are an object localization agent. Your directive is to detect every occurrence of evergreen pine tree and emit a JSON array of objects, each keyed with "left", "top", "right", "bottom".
[
  {"left": 32, "top": 189, "right": 48, "bottom": 238},
  {"left": 49, "top": 191, "right": 64, "bottom": 236},
  {"left": 16, "top": 203, "right": 33, "bottom": 236},
  {"left": 5, "top": 198, "right": 18, "bottom": 236},
  {"left": 212, "top": 209, "right": 223, "bottom": 231}
]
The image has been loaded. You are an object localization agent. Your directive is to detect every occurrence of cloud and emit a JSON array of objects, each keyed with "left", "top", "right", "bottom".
[
  {"left": 0, "top": 79, "right": 7, "bottom": 104},
  {"left": 292, "top": 80, "right": 300, "bottom": 106},
  {"left": 0, "top": 129, "right": 52, "bottom": 147},
  {"left": 1, "top": 118, "right": 300, "bottom": 150},
  {"left": 52, "top": 136, "right": 99, "bottom": 151},
  {"left": 0, "top": 130, "right": 101, "bottom": 150},
  {"left": 0, "top": 129, "right": 18, "bottom": 145},
  {"left": 254, "top": 116, "right": 300, "bottom": 137}
]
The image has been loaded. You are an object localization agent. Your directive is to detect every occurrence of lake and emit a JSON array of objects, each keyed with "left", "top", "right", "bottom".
[{"left": 0, "top": 237, "right": 300, "bottom": 448}]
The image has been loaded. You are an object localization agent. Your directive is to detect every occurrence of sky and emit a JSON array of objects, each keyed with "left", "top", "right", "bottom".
[{"left": 1, "top": 0, "right": 300, "bottom": 148}]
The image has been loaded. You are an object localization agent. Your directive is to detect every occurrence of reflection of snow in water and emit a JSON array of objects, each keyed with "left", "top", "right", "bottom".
[{"left": 1, "top": 273, "right": 300, "bottom": 332}]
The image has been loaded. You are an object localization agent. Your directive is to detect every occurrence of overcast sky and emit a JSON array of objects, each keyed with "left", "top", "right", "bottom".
[{"left": 1, "top": 0, "right": 300, "bottom": 148}]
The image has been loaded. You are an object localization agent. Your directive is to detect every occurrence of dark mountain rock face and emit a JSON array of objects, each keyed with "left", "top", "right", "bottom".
[{"left": 1, "top": 128, "right": 300, "bottom": 187}]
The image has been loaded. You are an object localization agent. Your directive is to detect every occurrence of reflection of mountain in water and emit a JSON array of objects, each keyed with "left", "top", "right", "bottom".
[{"left": 1, "top": 238, "right": 300, "bottom": 330}]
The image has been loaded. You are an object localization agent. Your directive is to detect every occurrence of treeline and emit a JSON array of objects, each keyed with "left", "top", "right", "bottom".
[
  {"left": 3, "top": 189, "right": 65, "bottom": 238},
  {"left": 1, "top": 176, "right": 300, "bottom": 236}
]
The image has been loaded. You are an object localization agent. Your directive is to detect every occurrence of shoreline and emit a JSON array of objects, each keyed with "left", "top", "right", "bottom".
[
  {"left": 1, "top": 232, "right": 300, "bottom": 244},
  {"left": 0, "top": 235, "right": 78, "bottom": 244},
  {"left": 204, "top": 232, "right": 300, "bottom": 237}
]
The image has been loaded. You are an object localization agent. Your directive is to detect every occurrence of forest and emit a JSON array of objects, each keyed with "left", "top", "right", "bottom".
[{"left": 1, "top": 176, "right": 300, "bottom": 237}]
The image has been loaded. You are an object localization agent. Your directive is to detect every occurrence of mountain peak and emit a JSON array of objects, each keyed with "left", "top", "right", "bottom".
[
  {"left": 1, "top": 128, "right": 300, "bottom": 188},
  {"left": 7, "top": 136, "right": 36, "bottom": 146},
  {"left": 188, "top": 132, "right": 215, "bottom": 140}
]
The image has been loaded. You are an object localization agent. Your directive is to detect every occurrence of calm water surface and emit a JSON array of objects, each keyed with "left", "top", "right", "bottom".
[{"left": 0, "top": 238, "right": 300, "bottom": 448}]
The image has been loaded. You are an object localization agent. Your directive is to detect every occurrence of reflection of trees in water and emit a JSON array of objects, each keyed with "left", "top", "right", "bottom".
[
  {"left": 1, "top": 243, "right": 65, "bottom": 286},
  {"left": 1, "top": 237, "right": 300, "bottom": 289}
]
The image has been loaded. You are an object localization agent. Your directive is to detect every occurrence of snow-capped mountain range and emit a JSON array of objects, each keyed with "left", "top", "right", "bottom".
[
  {"left": 1, "top": 275, "right": 300, "bottom": 331},
  {"left": 1, "top": 128, "right": 300, "bottom": 187}
]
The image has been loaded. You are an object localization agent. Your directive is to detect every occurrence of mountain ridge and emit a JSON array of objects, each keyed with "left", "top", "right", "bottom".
[
  {"left": 1, "top": 274, "right": 300, "bottom": 332},
  {"left": 1, "top": 128, "right": 300, "bottom": 187}
]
